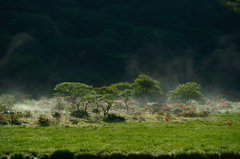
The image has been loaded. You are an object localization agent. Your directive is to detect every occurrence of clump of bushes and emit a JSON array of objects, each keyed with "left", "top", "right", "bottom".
[
  {"left": 70, "top": 110, "right": 88, "bottom": 118},
  {"left": 103, "top": 114, "right": 125, "bottom": 123},
  {"left": 10, "top": 153, "right": 25, "bottom": 159},
  {"left": 37, "top": 154, "right": 49, "bottom": 159},
  {"left": 69, "top": 118, "right": 80, "bottom": 125},
  {"left": 52, "top": 112, "right": 61, "bottom": 118},
  {"left": 9, "top": 114, "right": 21, "bottom": 125},
  {"left": 0, "top": 114, "right": 8, "bottom": 125},
  {"left": 0, "top": 103, "right": 8, "bottom": 112},
  {"left": 50, "top": 150, "right": 74, "bottom": 159},
  {"left": 0, "top": 114, "right": 21, "bottom": 125},
  {"left": 0, "top": 94, "right": 17, "bottom": 111},
  {"left": 16, "top": 111, "right": 32, "bottom": 118},
  {"left": 38, "top": 116, "right": 50, "bottom": 126},
  {"left": 177, "top": 110, "right": 209, "bottom": 117},
  {"left": 92, "top": 108, "right": 100, "bottom": 113},
  {"left": 0, "top": 154, "right": 8, "bottom": 159}
]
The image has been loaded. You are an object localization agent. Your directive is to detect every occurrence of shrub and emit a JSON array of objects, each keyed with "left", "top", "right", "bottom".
[
  {"left": 10, "top": 153, "right": 25, "bottom": 159},
  {"left": 0, "top": 154, "right": 8, "bottom": 159},
  {"left": 37, "top": 154, "right": 49, "bottom": 159},
  {"left": 154, "top": 154, "right": 172, "bottom": 159},
  {"left": 73, "top": 153, "right": 98, "bottom": 159},
  {"left": 175, "top": 152, "right": 207, "bottom": 159},
  {"left": 177, "top": 110, "right": 198, "bottom": 117},
  {"left": 102, "top": 153, "right": 127, "bottom": 159},
  {"left": 0, "top": 114, "right": 8, "bottom": 125},
  {"left": 54, "top": 97, "right": 66, "bottom": 111},
  {"left": 0, "top": 94, "right": 17, "bottom": 110},
  {"left": 198, "top": 111, "right": 209, "bottom": 117},
  {"left": 9, "top": 114, "right": 21, "bottom": 125},
  {"left": 69, "top": 118, "right": 79, "bottom": 125},
  {"left": 220, "top": 152, "right": 239, "bottom": 159},
  {"left": 127, "top": 153, "right": 154, "bottom": 159},
  {"left": 50, "top": 150, "right": 74, "bottom": 159},
  {"left": 206, "top": 153, "right": 219, "bottom": 159},
  {"left": 172, "top": 108, "right": 184, "bottom": 114},
  {"left": 177, "top": 110, "right": 209, "bottom": 117},
  {"left": 92, "top": 108, "right": 100, "bottom": 113},
  {"left": 52, "top": 112, "right": 61, "bottom": 118},
  {"left": 0, "top": 103, "right": 8, "bottom": 112},
  {"left": 38, "top": 116, "right": 50, "bottom": 126},
  {"left": 70, "top": 109, "right": 88, "bottom": 118},
  {"left": 103, "top": 114, "right": 125, "bottom": 123},
  {"left": 15, "top": 111, "right": 32, "bottom": 118}
]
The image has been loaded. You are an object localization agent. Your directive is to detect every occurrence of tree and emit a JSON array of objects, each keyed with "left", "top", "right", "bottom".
[
  {"left": 94, "top": 85, "right": 117, "bottom": 116},
  {"left": 119, "top": 89, "right": 134, "bottom": 111},
  {"left": 132, "top": 74, "right": 163, "bottom": 107},
  {"left": 54, "top": 82, "right": 92, "bottom": 111},
  {"left": 168, "top": 82, "right": 204, "bottom": 105}
]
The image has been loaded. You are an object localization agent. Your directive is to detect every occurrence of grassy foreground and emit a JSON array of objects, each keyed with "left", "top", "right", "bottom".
[{"left": 0, "top": 113, "right": 240, "bottom": 157}]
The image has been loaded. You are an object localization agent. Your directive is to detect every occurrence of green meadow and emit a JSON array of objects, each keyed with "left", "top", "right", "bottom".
[{"left": 1, "top": 113, "right": 239, "bottom": 158}]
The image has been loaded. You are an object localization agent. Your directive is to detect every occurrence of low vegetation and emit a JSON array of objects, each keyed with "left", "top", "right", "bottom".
[{"left": 0, "top": 76, "right": 240, "bottom": 158}]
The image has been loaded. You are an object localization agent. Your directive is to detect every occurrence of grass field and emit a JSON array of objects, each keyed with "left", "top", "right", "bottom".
[{"left": 1, "top": 113, "right": 239, "bottom": 158}]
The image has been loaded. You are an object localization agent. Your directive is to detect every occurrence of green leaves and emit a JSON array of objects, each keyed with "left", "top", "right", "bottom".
[
  {"left": 132, "top": 75, "right": 163, "bottom": 96},
  {"left": 168, "top": 82, "right": 204, "bottom": 105},
  {"left": 54, "top": 82, "right": 93, "bottom": 106}
]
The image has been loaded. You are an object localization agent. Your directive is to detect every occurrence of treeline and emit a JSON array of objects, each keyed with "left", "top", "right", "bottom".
[{"left": 0, "top": 0, "right": 239, "bottom": 96}]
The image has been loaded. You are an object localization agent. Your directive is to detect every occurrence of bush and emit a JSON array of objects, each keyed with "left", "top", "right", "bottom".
[
  {"left": 103, "top": 114, "right": 125, "bottom": 123},
  {"left": 9, "top": 114, "right": 21, "bottom": 125},
  {"left": 154, "top": 154, "right": 172, "bottom": 159},
  {"left": 74, "top": 153, "right": 98, "bottom": 159},
  {"left": 0, "top": 94, "right": 17, "bottom": 111},
  {"left": 177, "top": 110, "right": 198, "bottom": 117},
  {"left": 206, "top": 153, "right": 219, "bottom": 159},
  {"left": 0, "top": 154, "right": 8, "bottom": 159},
  {"left": 54, "top": 97, "right": 66, "bottom": 111},
  {"left": 172, "top": 108, "right": 184, "bottom": 114},
  {"left": 70, "top": 109, "right": 88, "bottom": 118},
  {"left": 102, "top": 153, "right": 127, "bottom": 159},
  {"left": 127, "top": 153, "right": 153, "bottom": 159},
  {"left": 10, "top": 153, "right": 25, "bottom": 159},
  {"left": 177, "top": 110, "right": 209, "bottom": 117},
  {"left": 0, "top": 103, "right": 8, "bottom": 112},
  {"left": 92, "top": 108, "right": 100, "bottom": 113},
  {"left": 52, "top": 112, "right": 61, "bottom": 118},
  {"left": 37, "top": 154, "right": 49, "bottom": 159},
  {"left": 220, "top": 152, "right": 239, "bottom": 159},
  {"left": 15, "top": 111, "right": 32, "bottom": 118},
  {"left": 50, "top": 150, "right": 74, "bottom": 159},
  {"left": 0, "top": 114, "right": 8, "bottom": 125},
  {"left": 69, "top": 118, "right": 79, "bottom": 125},
  {"left": 38, "top": 116, "right": 50, "bottom": 126},
  {"left": 175, "top": 152, "right": 207, "bottom": 159}
]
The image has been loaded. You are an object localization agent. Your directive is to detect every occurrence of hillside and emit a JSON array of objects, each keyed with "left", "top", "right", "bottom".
[{"left": 0, "top": 0, "right": 239, "bottom": 96}]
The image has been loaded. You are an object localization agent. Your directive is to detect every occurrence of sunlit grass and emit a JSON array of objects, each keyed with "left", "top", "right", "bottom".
[{"left": 0, "top": 113, "right": 239, "bottom": 156}]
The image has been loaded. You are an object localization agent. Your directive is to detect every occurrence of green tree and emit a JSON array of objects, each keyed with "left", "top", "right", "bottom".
[
  {"left": 54, "top": 82, "right": 92, "bottom": 111},
  {"left": 94, "top": 85, "right": 117, "bottom": 116},
  {"left": 119, "top": 89, "right": 134, "bottom": 111},
  {"left": 110, "top": 82, "right": 134, "bottom": 111},
  {"left": 168, "top": 82, "right": 204, "bottom": 105},
  {"left": 132, "top": 74, "right": 163, "bottom": 107}
]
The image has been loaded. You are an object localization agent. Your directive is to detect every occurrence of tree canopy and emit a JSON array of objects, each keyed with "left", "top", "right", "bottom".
[{"left": 168, "top": 82, "right": 204, "bottom": 105}]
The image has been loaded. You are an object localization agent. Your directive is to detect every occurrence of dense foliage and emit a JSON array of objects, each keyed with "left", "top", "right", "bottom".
[
  {"left": 168, "top": 82, "right": 204, "bottom": 105},
  {"left": 0, "top": 0, "right": 239, "bottom": 96}
]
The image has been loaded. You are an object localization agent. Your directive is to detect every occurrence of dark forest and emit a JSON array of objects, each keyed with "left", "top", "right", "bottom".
[{"left": 0, "top": 0, "right": 239, "bottom": 96}]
